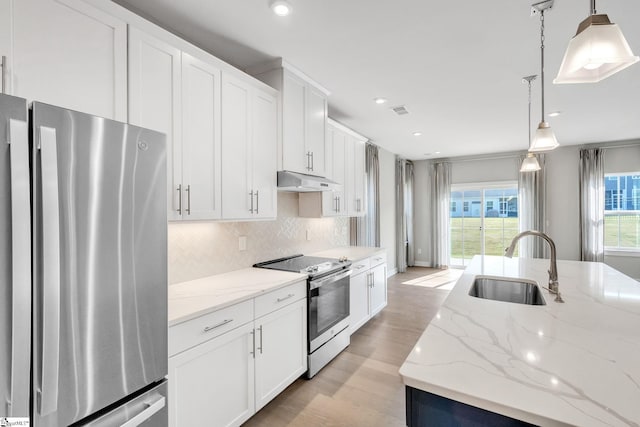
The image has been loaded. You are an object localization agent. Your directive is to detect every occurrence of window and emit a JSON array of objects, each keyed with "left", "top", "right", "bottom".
[
  {"left": 463, "top": 201, "right": 469, "bottom": 213},
  {"left": 605, "top": 173, "right": 640, "bottom": 251},
  {"left": 486, "top": 201, "right": 494, "bottom": 212},
  {"left": 450, "top": 201, "right": 457, "bottom": 212}
]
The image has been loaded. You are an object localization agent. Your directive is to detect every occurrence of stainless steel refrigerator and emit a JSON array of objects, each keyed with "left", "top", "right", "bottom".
[{"left": 1, "top": 93, "right": 168, "bottom": 426}]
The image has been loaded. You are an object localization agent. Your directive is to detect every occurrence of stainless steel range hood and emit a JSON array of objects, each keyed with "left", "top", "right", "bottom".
[{"left": 277, "top": 171, "right": 340, "bottom": 192}]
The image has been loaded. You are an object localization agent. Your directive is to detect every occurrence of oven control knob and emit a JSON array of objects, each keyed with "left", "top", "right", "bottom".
[
  {"left": 312, "top": 266, "right": 319, "bottom": 272},
  {"left": 306, "top": 266, "right": 314, "bottom": 273}
]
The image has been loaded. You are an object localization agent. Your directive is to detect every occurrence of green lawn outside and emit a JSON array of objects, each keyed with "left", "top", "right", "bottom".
[
  {"left": 604, "top": 214, "right": 640, "bottom": 248},
  {"left": 450, "top": 217, "right": 519, "bottom": 261},
  {"left": 450, "top": 214, "right": 640, "bottom": 262}
]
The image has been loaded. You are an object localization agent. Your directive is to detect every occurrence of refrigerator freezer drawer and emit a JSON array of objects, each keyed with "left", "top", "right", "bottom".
[{"left": 82, "top": 380, "right": 168, "bottom": 427}]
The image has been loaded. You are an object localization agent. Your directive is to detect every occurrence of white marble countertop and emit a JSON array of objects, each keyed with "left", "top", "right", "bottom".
[
  {"left": 399, "top": 255, "right": 640, "bottom": 427},
  {"left": 311, "top": 246, "right": 385, "bottom": 262},
  {"left": 168, "top": 268, "right": 307, "bottom": 326}
]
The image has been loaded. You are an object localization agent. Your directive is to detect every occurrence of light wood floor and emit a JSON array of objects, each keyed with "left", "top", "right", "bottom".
[{"left": 243, "top": 267, "right": 452, "bottom": 427}]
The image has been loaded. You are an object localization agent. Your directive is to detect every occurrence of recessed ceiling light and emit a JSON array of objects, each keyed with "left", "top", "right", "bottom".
[
  {"left": 413, "top": 132, "right": 422, "bottom": 137},
  {"left": 270, "top": 0, "right": 292, "bottom": 16},
  {"left": 434, "top": 151, "right": 441, "bottom": 154},
  {"left": 548, "top": 111, "right": 562, "bottom": 117},
  {"left": 373, "top": 97, "right": 387, "bottom": 104}
]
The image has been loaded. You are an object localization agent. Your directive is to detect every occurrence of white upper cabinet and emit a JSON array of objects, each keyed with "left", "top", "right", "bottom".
[
  {"left": 221, "top": 74, "right": 277, "bottom": 220},
  {"left": 322, "top": 125, "right": 347, "bottom": 217},
  {"left": 6, "top": 0, "right": 127, "bottom": 120},
  {"left": 181, "top": 53, "right": 222, "bottom": 220},
  {"left": 129, "top": 27, "right": 222, "bottom": 221},
  {"left": 300, "top": 119, "right": 367, "bottom": 218},
  {"left": 346, "top": 134, "right": 367, "bottom": 217},
  {"left": 251, "top": 60, "right": 329, "bottom": 176}
]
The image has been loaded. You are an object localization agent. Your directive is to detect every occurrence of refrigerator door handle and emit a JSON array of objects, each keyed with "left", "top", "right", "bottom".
[
  {"left": 37, "top": 126, "right": 61, "bottom": 416},
  {"left": 8, "top": 118, "right": 31, "bottom": 416},
  {"left": 119, "top": 396, "right": 166, "bottom": 427}
]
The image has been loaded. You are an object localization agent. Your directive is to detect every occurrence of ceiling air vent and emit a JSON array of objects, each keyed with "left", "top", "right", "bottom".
[{"left": 391, "top": 105, "right": 409, "bottom": 115}]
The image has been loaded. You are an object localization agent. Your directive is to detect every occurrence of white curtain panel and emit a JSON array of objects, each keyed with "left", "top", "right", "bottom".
[
  {"left": 579, "top": 148, "right": 605, "bottom": 262},
  {"left": 430, "top": 162, "right": 451, "bottom": 269},
  {"left": 395, "top": 158, "right": 415, "bottom": 272},
  {"left": 395, "top": 158, "right": 407, "bottom": 272},
  {"left": 518, "top": 153, "right": 547, "bottom": 258},
  {"left": 405, "top": 161, "right": 415, "bottom": 267}
]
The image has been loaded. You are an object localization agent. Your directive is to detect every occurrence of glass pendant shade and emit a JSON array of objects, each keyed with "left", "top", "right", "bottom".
[
  {"left": 520, "top": 153, "right": 541, "bottom": 172},
  {"left": 554, "top": 15, "right": 639, "bottom": 83},
  {"left": 529, "top": 121, "right": 559, "bottom": 152}
]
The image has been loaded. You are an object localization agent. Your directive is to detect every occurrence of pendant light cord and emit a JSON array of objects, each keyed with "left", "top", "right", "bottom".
[{"left": 539, "top": 10, "right": 546, "bottom": 121}]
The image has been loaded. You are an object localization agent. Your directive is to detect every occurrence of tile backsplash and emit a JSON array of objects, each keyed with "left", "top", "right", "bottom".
[{"left": 168, "top": 192, "right": 350, "bottom": 284}]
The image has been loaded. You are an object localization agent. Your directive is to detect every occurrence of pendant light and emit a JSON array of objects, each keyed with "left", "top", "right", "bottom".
[
  {"left": 521, "top": 75, "right": 541, "bottom": 172},
  {"left": 530, "top": 0, "right": 559, "bottom": 152},
  {"left": 554, "top": 0, "right": 639, "bottom": 83}
]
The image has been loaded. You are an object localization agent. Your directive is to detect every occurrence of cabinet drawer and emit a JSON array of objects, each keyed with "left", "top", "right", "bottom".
[
  {"left": 255, "top": 280, "right": 306, "bottom": 318},
  {"left": 169, "top": 300, "right": 253, "bottom": 357},
  {"left": 369, "top": 252, "right": 387, "bottom": 268},
  {"left": 350, "top": 258, "right": 371, "bottom": 276}
]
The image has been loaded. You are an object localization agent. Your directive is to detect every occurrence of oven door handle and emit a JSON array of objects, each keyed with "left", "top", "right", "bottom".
[{"left": 309, "top": 269, "right": 352, "bottom": 290}]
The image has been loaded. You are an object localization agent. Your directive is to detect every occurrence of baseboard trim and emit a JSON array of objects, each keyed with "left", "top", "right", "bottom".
[
  {"left": 387, "top": 268, "right": 398, "bottom": 277},
  {"left": 413, "top": 261, "right": 432, "bottom": 268}
]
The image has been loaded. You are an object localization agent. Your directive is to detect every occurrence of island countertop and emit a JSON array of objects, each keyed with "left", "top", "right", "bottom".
[{"left": 399, "top": 255, "right": 640, "bottom": 427}]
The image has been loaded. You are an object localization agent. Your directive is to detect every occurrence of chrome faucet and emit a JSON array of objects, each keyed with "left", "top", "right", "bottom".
[{"left": 505, "top": 230, "right": 564, "bottom": 303}]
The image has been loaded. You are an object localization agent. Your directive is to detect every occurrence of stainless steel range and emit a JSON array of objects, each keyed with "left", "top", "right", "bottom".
[{"left": 254, "top": 255, "right": 352, "bottom": 378}]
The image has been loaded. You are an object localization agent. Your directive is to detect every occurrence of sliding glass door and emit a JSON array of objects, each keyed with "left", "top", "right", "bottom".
[{"left": 450, "top": 183, "right": 519, "bottom": 267}]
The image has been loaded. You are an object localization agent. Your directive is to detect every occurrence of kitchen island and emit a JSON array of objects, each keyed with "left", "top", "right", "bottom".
[{"left": 400, "top": 255, "right": 640, "bottom": 427}]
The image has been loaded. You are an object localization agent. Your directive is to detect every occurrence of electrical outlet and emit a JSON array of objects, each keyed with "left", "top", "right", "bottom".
[
  {"left": 238, "top": 236, "right": 247, "bottom": 251},
  {"left": 417, "top": 248, "right": 422, "bottom": 255},
  {"left": 306, "top": 229, "right": 311, "bottom": 241}
]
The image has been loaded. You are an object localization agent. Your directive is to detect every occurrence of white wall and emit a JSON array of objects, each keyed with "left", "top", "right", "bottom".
[
  {"left": 379, "top": 147, "right": 397, "bottom": 275},
  {"left": 413, "top": 142, "right": 640, "bottom": 279}
]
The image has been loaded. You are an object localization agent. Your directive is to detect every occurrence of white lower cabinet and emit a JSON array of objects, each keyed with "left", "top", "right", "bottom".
[
  {"left": 369, "top": 262, "right": 388, "bottom": 317},
  {"left": 348, "top": 252, "right": 388, "bottom": 335},
  {"left": 168, "top": 322, "right": 255, "bottom": 427},
  {"left": 349, "top": 265, "right": 370, "bottom": 335},
  {"left": 168, "top": 281, "right": 307, "bottom": 427},
  {"left": 254, "top": 299, "right": 307, "bottom": 410}
]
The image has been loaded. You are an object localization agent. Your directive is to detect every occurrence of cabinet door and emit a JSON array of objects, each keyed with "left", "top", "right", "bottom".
[
  {"left": 128, "top": 27, "right": 182, "bottom": 220},
  {"left": 370, "top": 264, "right": 388, "bottom": 316},
  {"left": 168, "top": 322, "right": 255, "bottom": 427},
  {"left": 349, "top": 271, "right": 370, "bottom": 335},
  {"left": 346, "top": 136, "right": 366, "bottom": 216},
  {"left": 281, "top": 72, "right": 306, "bottom": 173},
  {"left": 0, "top": 0, "right": 10, "bottom": 94},
  {"left": 252, "top": 88, "right": 278, "bottom": 219},
  {"left": 181, "top": 52, "right": 222, "bottom": 220},
  {"left": 305, "top": 85, "right": 327, "bottom": 176},
  {"left": 255, "top": 299, "right": 307, "bottom": 411},
  {"left": 353, "top": 138, "right": 366, "bottom": 216},
  {"left": 221, "top": 74, "right": 252, "bottom": 219},
  {"left": 12, "top": 0, "right": 126, "bottom": 120}
]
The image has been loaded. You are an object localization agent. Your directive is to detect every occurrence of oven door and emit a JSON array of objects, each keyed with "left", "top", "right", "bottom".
[{"left": 308, "top": 269, "right": 351, "bottom": 352}]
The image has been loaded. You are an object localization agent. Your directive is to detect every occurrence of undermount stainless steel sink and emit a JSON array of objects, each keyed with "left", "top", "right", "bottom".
[{"left": 469, "top": 276, "right": 546, "bottom": 306}]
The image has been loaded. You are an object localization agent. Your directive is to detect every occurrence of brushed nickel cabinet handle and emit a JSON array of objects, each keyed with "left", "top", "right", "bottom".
[
  {"left": 203, "top": 319, "right": 233, "bottom": 333},
  {"left": 186, "top": 185, "right": 191, "bottom": 215},
  {"left": 249, "top": 190, "right": 254, "bottom": 213},
  {"left": 176, "top": 185, "right": 182, "bottom": 215},
  {"left": 255, "top": 190, "right": 259, "bottom": 214},
  {"left": 277, "top": 293, "right": 295, "bottom": 303},
  {"left": 257, "top": 325, "right": 263, "bottom": 354},
  {"left": 1, "top": 56, "right": 6, "bottom": 94}
]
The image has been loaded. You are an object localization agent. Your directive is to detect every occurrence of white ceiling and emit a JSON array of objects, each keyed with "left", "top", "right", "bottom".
[{"left": 114, "top": 0, "right": 640, "bottom": 160}]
